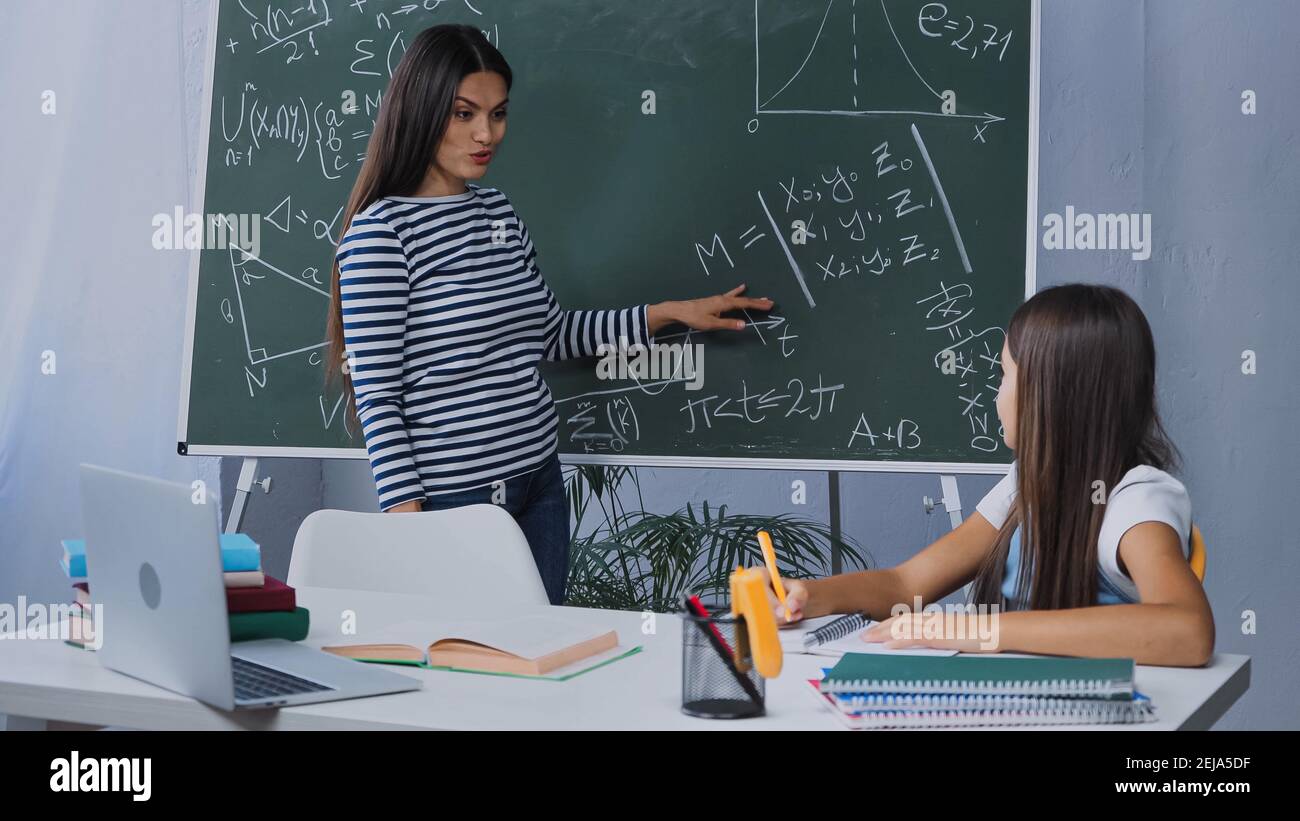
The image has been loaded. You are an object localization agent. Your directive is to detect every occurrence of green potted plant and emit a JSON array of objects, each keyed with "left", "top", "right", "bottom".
[{"left": 563, "top": 464, "right": 870, "bottom": 611}]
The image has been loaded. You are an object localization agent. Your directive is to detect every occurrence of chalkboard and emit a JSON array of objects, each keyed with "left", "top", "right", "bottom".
[{"left": 179, "top": 0, "right": 1038, "bottom": 473}]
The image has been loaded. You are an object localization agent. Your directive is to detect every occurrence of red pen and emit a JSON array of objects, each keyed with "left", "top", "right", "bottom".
[{"left": 683, "top": 593, "right": 733, "bottom": 655}]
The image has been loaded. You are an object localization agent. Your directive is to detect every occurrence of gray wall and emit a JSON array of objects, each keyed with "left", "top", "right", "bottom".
[
  {"left": 1133, "top": 0, "right": 1298, "bottom": 730},
  {"left": 4, "top": 1, "right": 1295, "bottom": 730}
]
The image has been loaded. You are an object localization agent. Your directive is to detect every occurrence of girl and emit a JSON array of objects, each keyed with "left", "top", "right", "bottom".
[
  {"left": 327, "top": 25, "right": 771, "bottom": 605},
  {"left": 768, "top": 284, "right": 1215, "bottom": 667}
]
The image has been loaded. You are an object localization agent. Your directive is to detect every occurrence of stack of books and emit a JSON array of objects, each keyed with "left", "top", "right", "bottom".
[
  {"left": 58, "top": 539, "right": 96, "bottom": 647},
  {"left": 223, "top": 534, "right": 309, "bottom": 642},
  {"left": 809, "top": 653, "right": 1157, "bottom": 728},
  {"left": 58, "top": 533, "right": 309, "bottom": 646}
]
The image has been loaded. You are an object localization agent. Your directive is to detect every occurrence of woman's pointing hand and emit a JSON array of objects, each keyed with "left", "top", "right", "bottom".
[{"left": 647, "top": 284, "right": 774, "bottom": 334}]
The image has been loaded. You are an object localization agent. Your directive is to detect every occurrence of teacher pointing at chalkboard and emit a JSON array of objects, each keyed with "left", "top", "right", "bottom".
[{"left": 326, "top": 25, "right": 770, "bottom": 605}]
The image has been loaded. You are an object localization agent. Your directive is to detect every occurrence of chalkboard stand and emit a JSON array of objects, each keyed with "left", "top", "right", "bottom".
[
  {"left": 831, "top": 472, "right": 964, "bottom": 574},
  {"left": 224, "top": 457, "right": 270, "bottom": 534},
  {"left": 828, "top": 472, "right": 843, "bottom": 574},
  {"left": 929, "top": 475, "right": 965, "bottom": 530}
]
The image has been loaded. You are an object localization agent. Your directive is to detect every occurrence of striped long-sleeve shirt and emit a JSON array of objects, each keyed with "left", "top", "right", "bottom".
[{"left": 336, "top": 184, "right": 652, "bottom": 511}]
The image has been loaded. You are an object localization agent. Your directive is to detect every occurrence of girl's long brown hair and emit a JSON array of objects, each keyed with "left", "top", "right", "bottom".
[
  {"left": 325, "top": 24, "right": 512, "bottom": 423},
  {"left": 969, "top": 284, "right": 1180, "bottom": 611}
]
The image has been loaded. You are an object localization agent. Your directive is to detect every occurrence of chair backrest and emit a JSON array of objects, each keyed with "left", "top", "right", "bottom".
[
  {"left": 1188, "top": 524, "right": 1207, "bottom": 582},
  {"left": 287, "top": 505, "right": 549, "bottom": 611}
]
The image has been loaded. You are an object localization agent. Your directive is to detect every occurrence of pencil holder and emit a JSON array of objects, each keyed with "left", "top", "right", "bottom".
[{"left": 681, "top": 611, "right": 765, "bottom": 719}]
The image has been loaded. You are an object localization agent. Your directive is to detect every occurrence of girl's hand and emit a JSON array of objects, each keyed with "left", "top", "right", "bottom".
[
  {"left": 863, "top": 612, "right": 1002, "bottom": 653},
  {"left": 756, "top": 567, "right": 812, "bottom": 626},
  {"left": 647, "top": 285, "right": 774, "bottom": 334}
]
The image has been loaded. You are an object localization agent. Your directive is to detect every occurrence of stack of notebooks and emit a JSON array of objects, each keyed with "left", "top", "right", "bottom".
[
  {"left": 810, "top": 653, "right": 1157, "bottom": 729},
  {"left": 58, "top": 533, "right": 309, "bottom": 647}
]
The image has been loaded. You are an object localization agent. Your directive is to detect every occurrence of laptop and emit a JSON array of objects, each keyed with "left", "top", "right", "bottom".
[{"left": 78, "top": 463, "right": 421, "bottom": 710}]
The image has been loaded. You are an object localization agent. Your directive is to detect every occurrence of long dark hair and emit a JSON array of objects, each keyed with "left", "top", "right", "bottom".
[
  {"left": 325, "top": 24, "right": 512, "bottom": 421},
  {"left": 969, "top": 284, "right": 1180, "bottom": 611}
]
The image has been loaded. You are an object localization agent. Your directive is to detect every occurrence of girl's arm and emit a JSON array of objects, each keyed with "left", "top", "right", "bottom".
[
  {"left": 788, "top": 512, "right": 1000, "bottom": 620},
  {"left": 869, "top": 521, "right": 1216, "bottom": 667},
  {"left": 991, "top": 522, "right": 1213, "bottom": 665}
]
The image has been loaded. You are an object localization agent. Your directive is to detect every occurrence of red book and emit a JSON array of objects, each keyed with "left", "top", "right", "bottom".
[{"left": 225, "top": 575, "right": 296, "bottom": 614}]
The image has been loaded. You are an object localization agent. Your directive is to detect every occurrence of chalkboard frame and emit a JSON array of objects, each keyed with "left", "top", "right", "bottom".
[{"left": 176, "top": 0, "right": 1039, "bottom": 477}]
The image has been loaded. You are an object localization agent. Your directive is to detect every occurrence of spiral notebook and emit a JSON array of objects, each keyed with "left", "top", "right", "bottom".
[
  {"left": 780, "top": 614, "right": 958, "bottom": 658},
  {"left": 819, "top": 653, "right": 1138, "bottom": 699},
  {"left": 807, "top": 678, "right": 1157, "bottom": 728},
  {"left": 828, "top": 690, "right": 1124, "bottom": 711}
]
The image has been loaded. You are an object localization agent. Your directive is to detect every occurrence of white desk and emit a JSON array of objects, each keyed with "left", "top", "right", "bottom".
[{"left": 0, "top": 586, "right": 1249, "bottom": 730}]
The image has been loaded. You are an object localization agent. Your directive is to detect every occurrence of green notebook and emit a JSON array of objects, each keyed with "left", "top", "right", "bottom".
[
  {"left": 228, "top": 607, "right": 310, "bottom": 643},
  {"left": 820, "top": 654, "right": 1136, "bottom": 700}
]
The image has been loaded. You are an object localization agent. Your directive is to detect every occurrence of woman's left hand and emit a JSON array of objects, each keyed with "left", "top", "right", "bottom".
[
  {"left": 647, "top": 284, "right": 774, "bottom": 334},
  {"left": 863, "top": 612, "right": 1004, "bottom": 653}
]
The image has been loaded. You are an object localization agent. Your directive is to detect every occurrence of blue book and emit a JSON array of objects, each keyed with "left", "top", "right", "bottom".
[
  {"left": 61, "top": 533, "right": 260, "bottom": 576},
  {"left": 60, "top": 539, "right": 87, "bottom": 578},
  {"left": 217, "top": 533, "right": 262, "bottom": 572}
]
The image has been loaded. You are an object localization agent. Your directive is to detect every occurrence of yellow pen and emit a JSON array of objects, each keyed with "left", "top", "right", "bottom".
[{"left": 756, "top": 530, "right": 790, "bottom": 622}]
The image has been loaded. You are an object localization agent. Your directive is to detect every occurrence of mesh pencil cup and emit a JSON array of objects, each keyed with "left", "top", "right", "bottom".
[{"left": 681, "top": 611, "right": 765, "bottom": 719}]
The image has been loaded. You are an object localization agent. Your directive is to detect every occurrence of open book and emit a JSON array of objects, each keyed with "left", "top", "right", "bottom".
[{"left": 321, "top": 616, "right": 625, "bottom": 678}]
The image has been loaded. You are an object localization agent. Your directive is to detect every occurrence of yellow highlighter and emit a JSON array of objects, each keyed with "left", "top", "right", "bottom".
[{"left": 756, "top": 529, "right": 790, "bottom": 622}]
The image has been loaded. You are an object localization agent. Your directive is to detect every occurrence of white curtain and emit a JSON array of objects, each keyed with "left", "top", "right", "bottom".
[{"left": 0, "top": 0, "right": 221, "bottom": 606}]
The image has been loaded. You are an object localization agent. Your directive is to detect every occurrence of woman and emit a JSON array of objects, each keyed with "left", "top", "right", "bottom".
[{"left": 327, "top": 24, "right": 770, "bottom": 605}]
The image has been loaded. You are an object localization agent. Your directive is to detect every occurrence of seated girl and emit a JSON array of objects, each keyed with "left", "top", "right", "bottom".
[{"left": 767, "top": 284, "right": 1214, "bottom": 667}]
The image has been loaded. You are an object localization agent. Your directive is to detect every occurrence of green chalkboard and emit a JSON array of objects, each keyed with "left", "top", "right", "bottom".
[{"left": 179, "top": 0, "right": 1037, "bottom": 471}]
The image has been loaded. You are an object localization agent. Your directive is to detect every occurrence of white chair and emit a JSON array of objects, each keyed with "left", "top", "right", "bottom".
[{"left": 287, "top": 504, "right": 549, "bottom": 610}]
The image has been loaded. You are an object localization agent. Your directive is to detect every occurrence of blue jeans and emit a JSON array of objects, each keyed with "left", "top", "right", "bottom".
[{"left": 420, "top": 454, "right": 570, "bottom": 605}]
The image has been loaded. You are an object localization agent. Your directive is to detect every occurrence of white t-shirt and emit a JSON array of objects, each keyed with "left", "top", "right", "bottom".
[{"left": 974, "top": 463, "right": 1192, "bottom": 604}]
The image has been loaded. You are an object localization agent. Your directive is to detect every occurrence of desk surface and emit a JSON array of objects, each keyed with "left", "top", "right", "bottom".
[{"left": 0, "top": 587, "right": 1250, "bottom": 730}]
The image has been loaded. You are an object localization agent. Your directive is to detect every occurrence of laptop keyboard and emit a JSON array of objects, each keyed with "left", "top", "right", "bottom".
[{"left": 232, "top": 655, "right": 334, "bottom": 702}]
